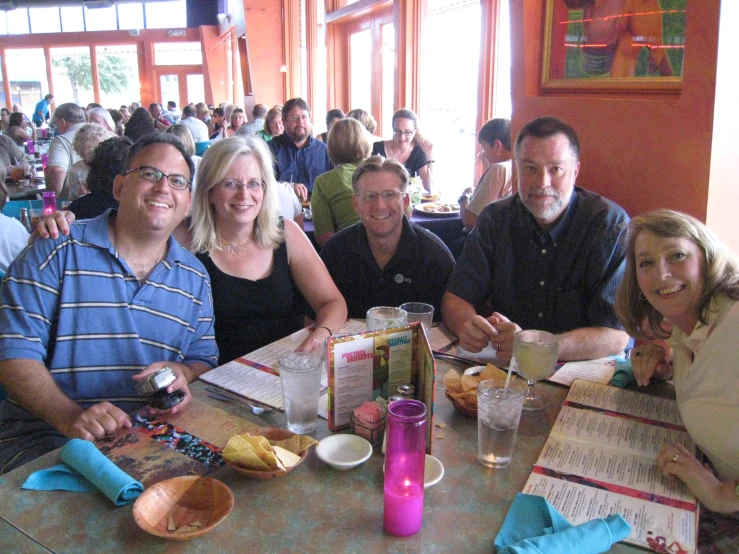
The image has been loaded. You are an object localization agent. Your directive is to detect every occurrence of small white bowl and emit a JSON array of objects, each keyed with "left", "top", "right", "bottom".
[
  {"left": 316, "top": 434, "right": 373, "bottom": 470},
  {"left": 464, "top": 365, "right": 486, "bottom": 376},
  {"left": 382, "top": 454, "right": 445, "bottom": 488}
]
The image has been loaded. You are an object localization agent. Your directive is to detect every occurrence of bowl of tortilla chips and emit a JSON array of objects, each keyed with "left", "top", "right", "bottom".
[
  {"left": 221, "top": 427, "right": 317, "bottom": 480},
  {"left": 443, "top": 363, "right": 517, "bottom": 418}
]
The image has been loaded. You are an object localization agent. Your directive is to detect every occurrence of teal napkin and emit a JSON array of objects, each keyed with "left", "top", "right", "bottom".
[
  {"left": 22, "top": 438, "right": 144, "bottom": 506},
  {"left": 610, "top": 358, "right": 636, "bottom": 388},
  {"left": 494, "top": 493, "right": 631, "bottom": 554}
]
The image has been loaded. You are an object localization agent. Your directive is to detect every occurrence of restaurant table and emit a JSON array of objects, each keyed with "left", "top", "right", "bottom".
[
  {"left": 0, "top": 359, "right": 648, "bottom": 553},
  {"left": 6, "top": 180, "right": 46, "bottom": 201},
  {"left": 0, "top": 518, "right": 51, "bottom": 553},
  {"left": 303, "top": 208, "right": 464, "bottom": 256}
]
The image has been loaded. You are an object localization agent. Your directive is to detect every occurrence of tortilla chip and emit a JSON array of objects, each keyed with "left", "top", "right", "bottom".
[
  {"left": 461, "top": 374, "right": 481, "bottom": 392},
  {"left": 273, "top": 445, "right": 302, "bottom": 469},
  {"left": 269, "top": 435, "right": 302, "bottom": 455},
  {"left": 297, "top": 435, "right": 318, "bottom": 454},
  {"left": 443, "top": 369, "right": 462, "bottom": 394}
]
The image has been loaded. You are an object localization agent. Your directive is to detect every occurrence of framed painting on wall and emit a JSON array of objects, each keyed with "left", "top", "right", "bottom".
[{"left": 541, "top": 0, "right": 686, "bottom": 92}]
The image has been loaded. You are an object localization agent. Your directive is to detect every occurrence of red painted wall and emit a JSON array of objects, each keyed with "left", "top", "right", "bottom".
[
  {"left": 201, "top": 26, "right": 230, "bottom": 105},
  {"left": 242, "top": 0, "right": 286, "bottom": 106},
  {"left": 510, "top": 1, "right": 720, "bottom": 223}
]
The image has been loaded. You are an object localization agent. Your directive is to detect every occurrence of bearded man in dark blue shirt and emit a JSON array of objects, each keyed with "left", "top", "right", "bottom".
[
  {"left": 268, "top": 98, "right": 332, "bottom": 202},
  {"left": 442, "top": 116, "right": 630, "bottom": 362}
]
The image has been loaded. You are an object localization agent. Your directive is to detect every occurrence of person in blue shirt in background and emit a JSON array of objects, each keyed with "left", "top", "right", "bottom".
[
  {"left": 268, "top": 97, "right": 332, "bottom": 202},
  {"left": 33, "top": 94, "right": 54, "bottom": 127}
]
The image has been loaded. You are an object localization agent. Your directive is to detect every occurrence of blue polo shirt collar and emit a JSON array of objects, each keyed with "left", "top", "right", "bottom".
[{"left": 82, "top": 209, "right": 189, "bottom": 263}]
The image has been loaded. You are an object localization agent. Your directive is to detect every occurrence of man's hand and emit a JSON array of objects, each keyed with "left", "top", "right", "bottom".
[
  {"left": 458, "top": 315, "right": 496, "bottom": 353},
  {"left": 490, "top": 312, "right": 522, "bottom": 362},
  {"left": 133, "top": 362, "right": 194, "bottom": 416},
  {"left": 293, "top": 183, "right": 309, "bottom": 202},
  {"left": 64, "top": 402, "right": 132, "bottom": 441},
  {"left": 630, "top": 342, "right": 671, "bottom": 386}
]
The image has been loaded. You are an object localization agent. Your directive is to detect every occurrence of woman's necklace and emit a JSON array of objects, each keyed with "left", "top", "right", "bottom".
[{"left": 219, "top": 233, "right": 253, "bottom": 257}]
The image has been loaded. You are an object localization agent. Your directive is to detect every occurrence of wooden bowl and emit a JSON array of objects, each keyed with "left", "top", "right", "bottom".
[
  {"left": 222, "top": 427, "right": 310, "bottom": 480},
  {"left": 132, "top": 476, "right": 234, "bottom": 541},
  {"left": 445, "top": 390, "right": 478, "bottom": 419}
]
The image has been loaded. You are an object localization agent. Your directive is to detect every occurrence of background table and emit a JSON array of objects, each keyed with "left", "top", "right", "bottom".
[
  {"left": 0, "top": 360, "right": 646, "bottom": 553},
  {"left": 6, "top": 181, "right": 46, "bottom": 201}
]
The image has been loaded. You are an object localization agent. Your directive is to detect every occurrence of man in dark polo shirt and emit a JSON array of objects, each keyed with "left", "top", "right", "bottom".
[
  {"left": 442, "top": 116, "right": 630, "bottom": 362},
  {"left": 320, "top": 156, "right": 455, "bottom": 320},
  {"left": 268, "top": 98, "right": 332, "bottom": 202}
]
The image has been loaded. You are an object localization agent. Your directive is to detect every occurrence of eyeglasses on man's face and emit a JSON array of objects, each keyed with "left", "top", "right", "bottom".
[
  {"left": 354, "top": 190, "right": 407, "bottom": 203},
  {"left": 219, "top": 179, "right": 265, "bottom": 192},
  {"left": 123, "top": 166, "right": 191, "bottom": 190},
  {"left": 286, "top": 114, "right": 310, "bottom": 123},
  {"left": 393, "top": 129, "right": 415, "bottom": 137}
]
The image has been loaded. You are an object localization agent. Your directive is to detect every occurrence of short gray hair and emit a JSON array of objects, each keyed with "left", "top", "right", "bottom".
[
  {"left": 51, "top": 103, "right": 85, "bottom": 125},
  {"left": 85, "top": 107, "right": 115, "bottom": 132}
]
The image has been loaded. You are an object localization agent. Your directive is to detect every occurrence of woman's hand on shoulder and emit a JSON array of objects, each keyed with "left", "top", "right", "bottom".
[
  {"left": 29, "top": 210, "right": 75, "bottom": 244},
  {"left": 630, "top": 342, "right": 671, "bottom": 386}
]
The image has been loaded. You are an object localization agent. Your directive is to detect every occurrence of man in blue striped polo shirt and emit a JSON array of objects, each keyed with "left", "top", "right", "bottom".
[{"left": 0, "top": 133, "right": 219, "bottom": 474}]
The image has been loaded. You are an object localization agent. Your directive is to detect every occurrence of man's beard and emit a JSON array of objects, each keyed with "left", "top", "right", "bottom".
[{"left": 521, "top": 189, "right": 564, "bottom": 221}]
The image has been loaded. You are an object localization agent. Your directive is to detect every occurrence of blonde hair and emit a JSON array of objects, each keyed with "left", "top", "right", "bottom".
[
  {"left": 327, "top": 118, "right": 371, "bottom": 165},
  {"left": 72, "top": 123, "right": 116, "bottom": 165},
  {"left": 615, "top": 209, "right": 739, "bottom": 338},
  {"left": 189, "top": 136, "right": 283, "bottom": 253},
  {"left": 166, "top": 124, "right": 196, "bottom": 156},
  {"left": 347, "top": 108, "right": 377, "bottom": 135}
]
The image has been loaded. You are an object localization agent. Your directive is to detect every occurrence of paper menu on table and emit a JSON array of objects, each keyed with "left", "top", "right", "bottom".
[
  {"left": 199, "top": 320, "right": 368, "bottom": 410},
  {"left": 523, "top": 473, "right": 697, "bottom": 554},
  {"left": 522, "top": 380, "right": 698, "bottom": 553},
  {"left": 564, "top": 379, "right": 684, "bottom": 426},
  {"left": 548, "top": 357, "right": 617, "bottom": 386}
]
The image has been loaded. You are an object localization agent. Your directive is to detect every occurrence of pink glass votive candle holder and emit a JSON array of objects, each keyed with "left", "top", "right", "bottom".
[
  {"left": 42, "top": 191, "right": 56, "bottom": 216},
  {"left": 383, "top": 399, "right": 427, "bottom": 537}
]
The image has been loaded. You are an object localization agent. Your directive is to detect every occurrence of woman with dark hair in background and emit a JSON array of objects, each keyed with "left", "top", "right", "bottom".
[
  {"left": 371, "top": 108, "right": 434, "bottom": 192},
  {"left": 66, "top": 137, "right": 133, "bottom": 220},
  {"left": 317, "top": 109, "right": 344, "bottom": 143},
  {"left": 209, "top": 107, "right": 225, "bottom": 139},
  {"left": 123, "top": 107, "right": 156, "bottom": 142},
  {"left": 5, "top": 112, "right": 35, "bottom": 146}
]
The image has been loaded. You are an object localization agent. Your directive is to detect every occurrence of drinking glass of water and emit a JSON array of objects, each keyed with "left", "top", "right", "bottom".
[
  {"left": 279, "top": 352, "right": 323, "bottom": 434},
  {"left": 477, "top": 379, "right": 526, "bottom": 468},
  {"left": 511, "top": 330, "right": 559, "bottom": 411}
]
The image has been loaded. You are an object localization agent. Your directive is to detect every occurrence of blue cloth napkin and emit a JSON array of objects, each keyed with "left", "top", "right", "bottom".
[
  {"left": 610, "top": 358, "right": 636, "bottom": 388},
  {"left": 22, "top": 438, "right": 144, "bottom": 506},
  {"left": 494, "top": 493, "right": 631, "bottom": 554}
]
